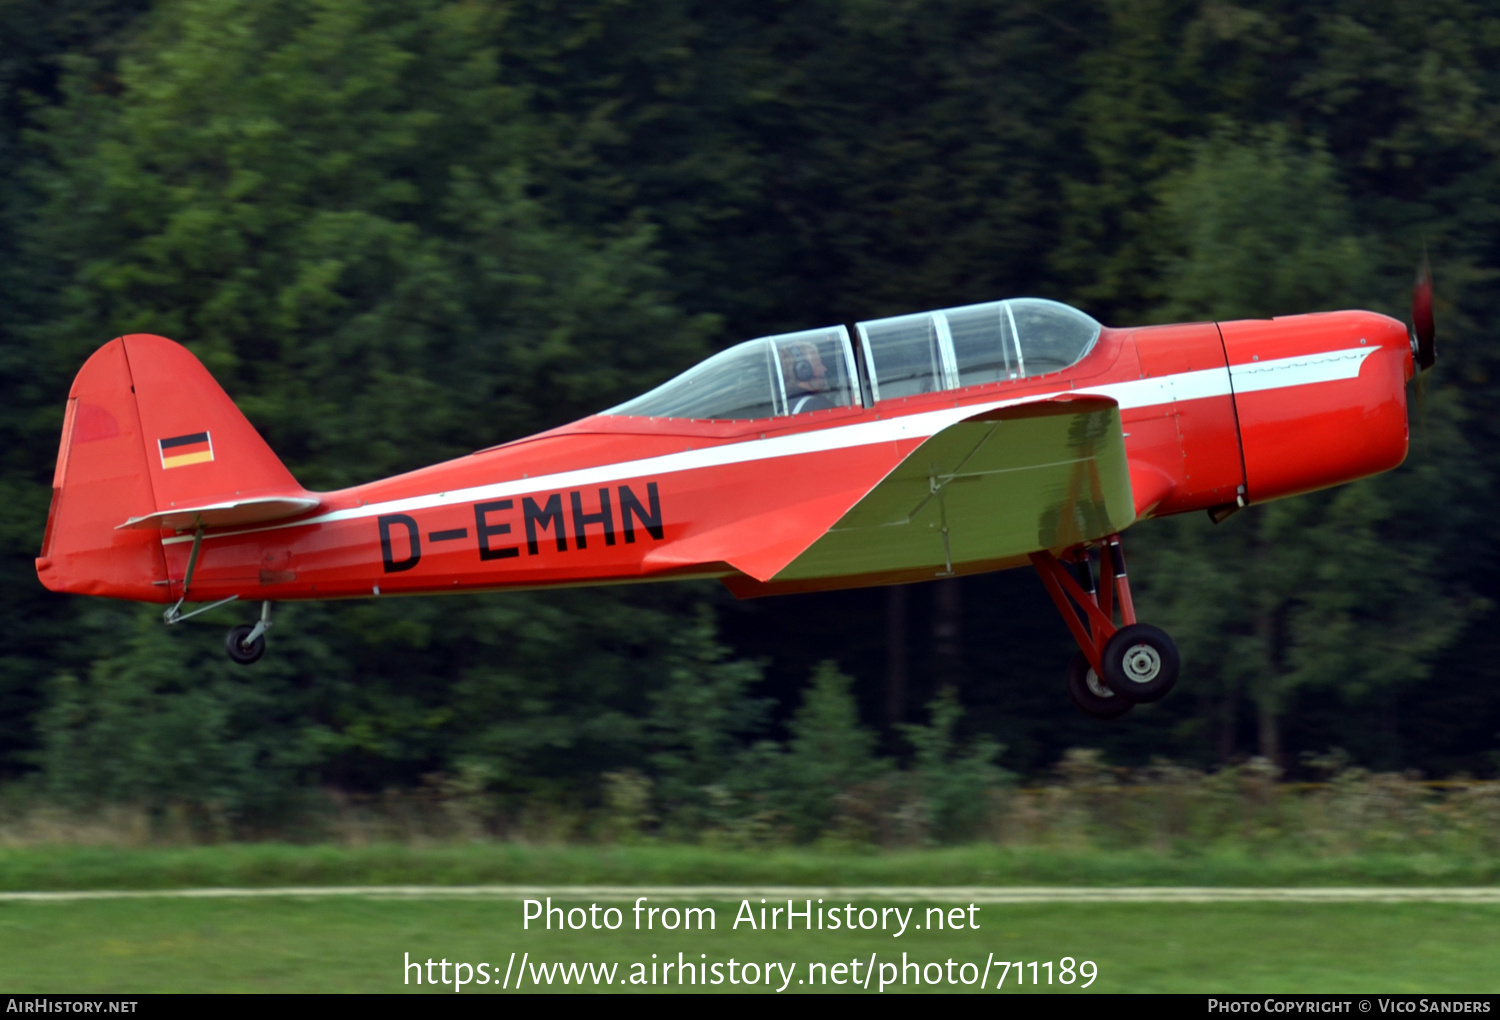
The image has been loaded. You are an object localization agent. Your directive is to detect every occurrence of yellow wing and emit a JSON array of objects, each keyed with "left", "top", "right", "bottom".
[{"left": 771, "top": 395, "right": 1135, "bottom": 583}]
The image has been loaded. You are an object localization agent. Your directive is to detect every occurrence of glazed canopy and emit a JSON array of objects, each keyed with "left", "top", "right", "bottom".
[{"left": 606, "top": 298, "right": 1102, "bottom": 421}]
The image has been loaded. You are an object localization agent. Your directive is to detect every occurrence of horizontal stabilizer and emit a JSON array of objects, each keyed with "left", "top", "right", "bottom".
[{"left": 117, "top": 496, "right": 320, "bottom": 531}]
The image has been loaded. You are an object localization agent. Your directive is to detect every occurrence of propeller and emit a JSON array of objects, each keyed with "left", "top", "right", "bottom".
[
  {"left": 1408, "top": 252, "right": 1436, "bottom": 454},
  {"left": 1412, "top": 253, "right": 1436, "bottom": 372}
]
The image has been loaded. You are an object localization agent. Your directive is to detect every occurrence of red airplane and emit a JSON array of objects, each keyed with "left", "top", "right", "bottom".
[{"left": 36, "top": 281, "right": 1435, "bottom": 718}]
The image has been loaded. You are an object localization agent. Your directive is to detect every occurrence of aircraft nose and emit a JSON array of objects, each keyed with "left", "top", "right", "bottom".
[{"left": 1219, "top": 310, "right": 1411, "bottom": 504}]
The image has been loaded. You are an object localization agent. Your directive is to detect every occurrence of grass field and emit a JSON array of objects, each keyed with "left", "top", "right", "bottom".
[
  {"left": 3, "top": 844, "right": 1497, "bottom": 993},
  {"left": 2, "top": 894, "right": 1497, "bottom": 993},
  {"left": 1, "top": 842, "right": 1497, "bottom": 890}
]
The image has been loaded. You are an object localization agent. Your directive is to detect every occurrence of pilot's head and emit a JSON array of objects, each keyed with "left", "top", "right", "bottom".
[{"left": 782, "top": 341, "right": 828, "bottom": 393}]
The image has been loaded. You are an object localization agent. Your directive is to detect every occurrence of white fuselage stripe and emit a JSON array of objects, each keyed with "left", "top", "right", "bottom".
[
  {"left": 160, "top": 346, "right": 1376, "bottom": 546},
  {"left": 1227, "top": 346, "right": 1373, "bottom": 393}
]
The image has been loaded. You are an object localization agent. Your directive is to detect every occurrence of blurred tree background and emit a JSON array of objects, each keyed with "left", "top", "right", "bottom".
[{"left": 3, "top": 0, "right": 1499, "bottom": 836}]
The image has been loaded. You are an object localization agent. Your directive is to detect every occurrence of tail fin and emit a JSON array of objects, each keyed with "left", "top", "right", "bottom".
[{"left": 36, "top": 334, "right": 316, "bottom": 602}]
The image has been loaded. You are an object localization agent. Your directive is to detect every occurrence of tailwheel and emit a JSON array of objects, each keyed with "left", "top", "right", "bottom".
[
  {"left": 1065, "top": 652, "right": 1132, "bottom": 720},
  {"left": 224, "top": 601, "right": 273, "bottom": 665},
  {"left": 1100, "top": 623, "right": 1179, "bottom": 703},
  {"left": 224, "top": 625, "right": 265, "bottom": 665}
]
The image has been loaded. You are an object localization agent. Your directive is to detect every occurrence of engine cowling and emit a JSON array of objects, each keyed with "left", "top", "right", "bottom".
[{"left": 1220, "top": 310, "right": 1412, "bottom": 504}]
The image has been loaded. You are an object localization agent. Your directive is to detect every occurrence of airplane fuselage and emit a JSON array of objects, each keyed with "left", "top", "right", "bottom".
[{"left": 95, "top": 309, "right": 1410, "bottom": 606}]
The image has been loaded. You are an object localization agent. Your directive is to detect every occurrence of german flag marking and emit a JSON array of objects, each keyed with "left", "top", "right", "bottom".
[{"left": 158, "top": 431, "right": 214, "bottom": 469}]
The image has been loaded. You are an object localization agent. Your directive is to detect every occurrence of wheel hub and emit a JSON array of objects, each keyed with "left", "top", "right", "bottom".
[
  {"left": 1084, "top": 668, "right": 1115, "bottom": 699},
  {"left": 1121, "top": 643, "right": 1161, "bottom": 685}
]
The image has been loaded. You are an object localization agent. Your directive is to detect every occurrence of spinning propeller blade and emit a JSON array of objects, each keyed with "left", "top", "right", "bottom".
[{"left": 1412, "top": 254, "right": 1436, "bottom": 371}]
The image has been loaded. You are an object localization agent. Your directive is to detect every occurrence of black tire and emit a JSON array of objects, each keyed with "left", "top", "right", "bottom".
[
  {"left": 1065, "top": 652, "right": 1133, "bottom": 720},
  {"left": 225, "top": 624, "right": 265, "bottom": 665},
  {"left": 1101, "top": 623, "right": 1179, "bottom": 703}
]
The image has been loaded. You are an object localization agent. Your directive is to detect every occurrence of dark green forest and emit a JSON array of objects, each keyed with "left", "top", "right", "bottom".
[{"left": 3, "top": 0, "right": 1499, "bottom": 838}]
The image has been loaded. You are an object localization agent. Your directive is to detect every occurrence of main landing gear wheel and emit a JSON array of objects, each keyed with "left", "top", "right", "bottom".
[
  {"left": 1101, "top": 623, "right": 1179, "bottom": 703},
  {"left": 1065, "top": 652, "right": 1133, "bottom": 720},
  {"left": 224, "top": 624, "right": 265, "bottom": 665}
]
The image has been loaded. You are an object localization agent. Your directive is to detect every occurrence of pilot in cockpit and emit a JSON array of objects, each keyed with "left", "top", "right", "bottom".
[{"left": 781, "top": 340, "right": 834, "bottom": 414}]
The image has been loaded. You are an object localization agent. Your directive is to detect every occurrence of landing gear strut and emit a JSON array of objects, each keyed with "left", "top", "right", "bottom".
[
  {"left": 158, "top": 522, "right": 274, "bottom": 664},
  {"left": 1031, "top": 535, "right": 1180, "bottom": 719},
  {"left": 225, "top": 601, "right": 273, "bottom": 665}
]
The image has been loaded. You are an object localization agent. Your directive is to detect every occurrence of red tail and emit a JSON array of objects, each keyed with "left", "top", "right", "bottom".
[{"left": 37, "top": 335, "right": 313, "bottom": 602}]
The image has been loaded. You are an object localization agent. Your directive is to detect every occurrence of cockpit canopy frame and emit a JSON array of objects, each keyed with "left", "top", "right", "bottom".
[
  {"left": 606, "top": 325, "right": 860, "bottom": 422},
  {"left": 604, "top": 298, "right": 1101, "bottom": 422}
]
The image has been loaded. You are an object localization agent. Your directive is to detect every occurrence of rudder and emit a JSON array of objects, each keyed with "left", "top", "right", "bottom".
[{"left": 37, "top": 334, "right": 311, "bottom": 602}]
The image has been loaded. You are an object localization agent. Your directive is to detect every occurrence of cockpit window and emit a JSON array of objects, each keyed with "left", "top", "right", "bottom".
[
  {"left": 856, "top": 311, "right": 946, "bottom": 400},
  {"left": 606, "top": 325, "right": 858, "bottom": 420},
  {"left": 1006, "top": 299, "right": 1102, "bottom": 375},
  {"left": 603, "top": 299, "right": 1100, "bottom": 420},
  {"left": 947, "top": 302, "right": 1018, "bottom": 386},
  {"left": 773, "top": 327, "right": 859, "bottom": 414},
  {"left": 857, "top": 298, "right": 1100, "bottom": 401}
]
